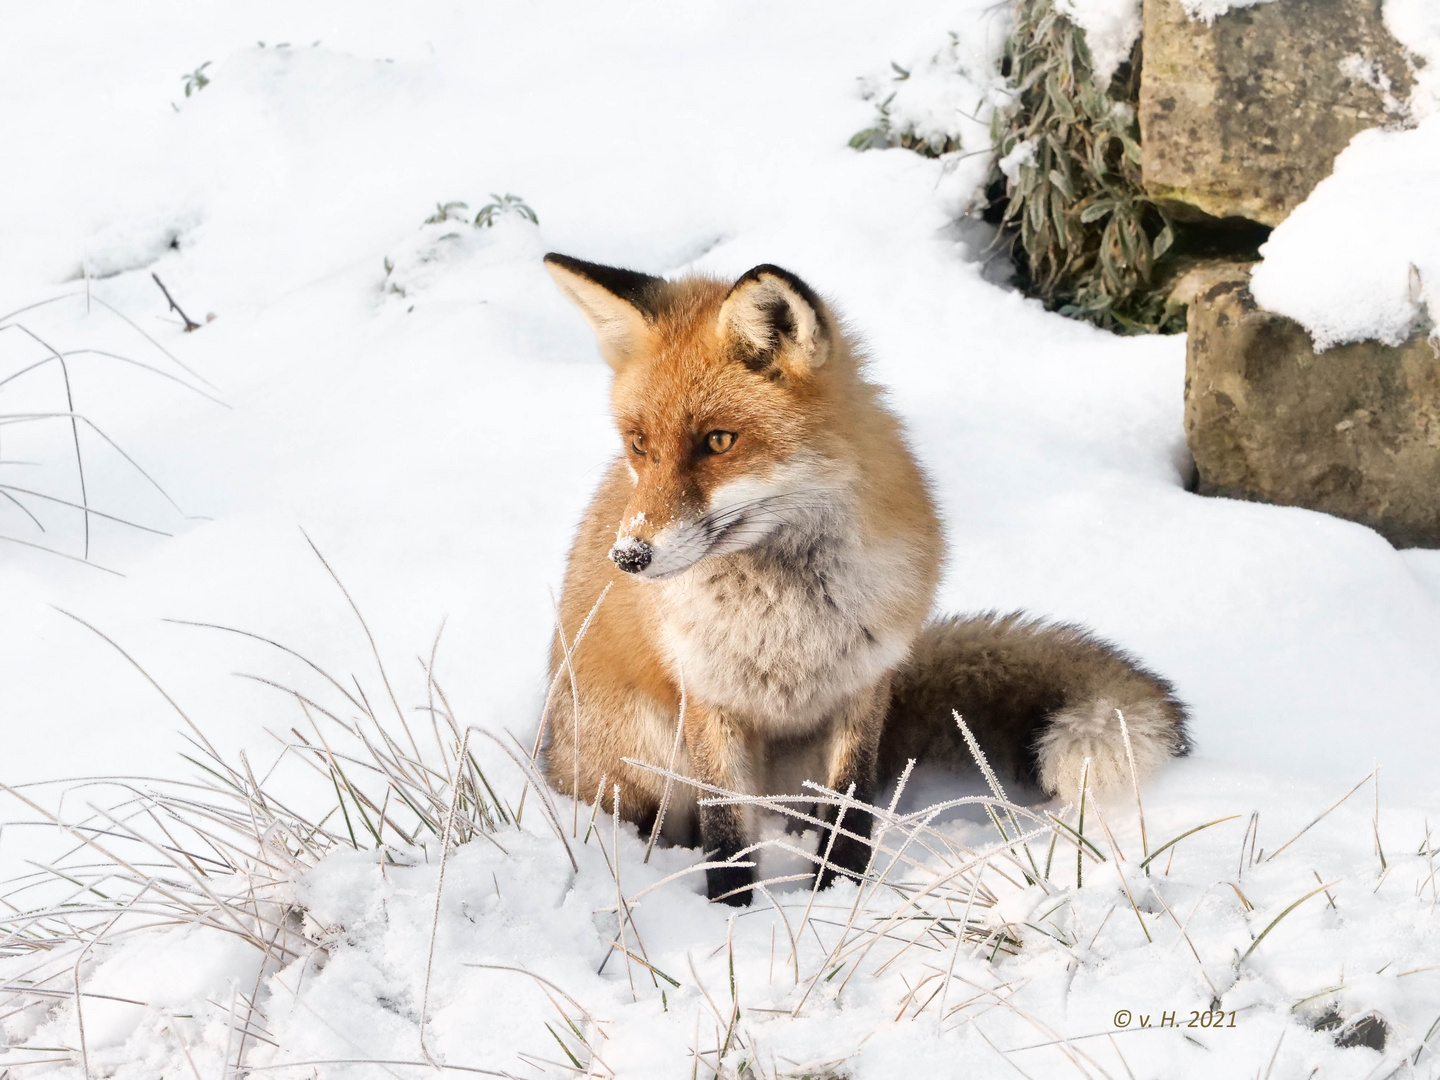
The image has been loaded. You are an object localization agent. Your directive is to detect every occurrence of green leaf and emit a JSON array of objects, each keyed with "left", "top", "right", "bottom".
[
  {"left": 1153, "top": 224, "right": 1175, "bottom": 260},
  {"left": 1047, "top": 70, "right": 1077, "bottom": 123},
  {"left": 1050, "top": 187, "right": 1070, "bottom": 249}
]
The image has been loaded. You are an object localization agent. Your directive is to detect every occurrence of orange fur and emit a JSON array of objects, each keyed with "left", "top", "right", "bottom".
[{"left": 542, "top": 256, "right": 941, "bottom": 903}]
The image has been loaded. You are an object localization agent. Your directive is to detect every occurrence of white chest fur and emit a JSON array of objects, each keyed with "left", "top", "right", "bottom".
[{"left": 655, "top": 515, "right": 914, "bottom": 734}]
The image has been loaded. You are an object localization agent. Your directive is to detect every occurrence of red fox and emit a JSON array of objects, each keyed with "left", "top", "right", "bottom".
[{"left": 541, "top": 253, "right": 1189, "bottom": 905}]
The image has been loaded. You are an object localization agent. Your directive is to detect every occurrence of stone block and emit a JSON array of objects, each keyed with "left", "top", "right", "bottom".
[
  {"left": 1140, "top": 0, "right": 1411, "bottom": 226},
  {"left": 1184, "top": 266, "right": 1440, "bottom": 547}
]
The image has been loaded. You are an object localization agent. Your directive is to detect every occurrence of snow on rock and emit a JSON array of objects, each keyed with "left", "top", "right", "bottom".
[
  {"left": 1249, "top": 113, "right": 1440, "bottom": 350},
  {"left": 1244, "top": 0, "right": 1440, "bottom": 350},
  {"left": 1180, "top": 0, "right": 1279, "bottom": 24}
]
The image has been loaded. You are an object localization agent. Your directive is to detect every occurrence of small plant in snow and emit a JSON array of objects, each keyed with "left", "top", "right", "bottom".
[
  {"left": 383, "top": 193, "right": 540, "bottom": 297},
  {"left": 474, "top": 192, "right": 539, "bottom": 228},
  {"left": 181, "top": 61, "right": 211, "bottom": 97},
  {"left": 424, "top": 200, "right": 471, "bottom": 225},
  {"left": 850, "top": 57, "right": 964, "bottom": 157}
]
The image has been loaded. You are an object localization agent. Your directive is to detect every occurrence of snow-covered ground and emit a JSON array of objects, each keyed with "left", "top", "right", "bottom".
[{"left": 4, "top": 2, "right": 1440, "bottom": 1078}]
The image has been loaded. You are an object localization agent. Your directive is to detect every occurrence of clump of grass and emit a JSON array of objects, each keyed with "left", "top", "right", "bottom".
[
  {"left": 986, "top": 0, "right": 1180, "bottom": 332},
  {"left": 0, "top": 292, "right": 222, "bottom": 570},
  {"left": 0, "top": 546, "right": 569, "bottom": 1078}
]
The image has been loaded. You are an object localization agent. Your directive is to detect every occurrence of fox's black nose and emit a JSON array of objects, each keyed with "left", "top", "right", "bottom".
[{"left": 609, "top": 538, "right": 652, "bottom": 574}]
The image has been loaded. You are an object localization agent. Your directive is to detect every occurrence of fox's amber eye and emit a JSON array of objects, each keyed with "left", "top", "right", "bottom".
[
  {"left": 630, "top": 433, "right": 646, "bottom": 456},
  {"left": 705, "top": 431, "right": 736, "bottom": 455}
]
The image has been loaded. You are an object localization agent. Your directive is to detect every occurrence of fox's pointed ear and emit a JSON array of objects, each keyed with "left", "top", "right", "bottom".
[
  {"left": 544, "top": 253, "right": 664, "bottom": 371},
  {"left": 717, "top": 265, "right": 831, "bottom": 381}
]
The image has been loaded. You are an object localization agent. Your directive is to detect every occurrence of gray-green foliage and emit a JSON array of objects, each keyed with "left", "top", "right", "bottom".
[
  {"left": 425, "top": 200, "right": 472, "bottom": 224},
  {"left": 182, "top": 61, "right": 211, "bottom": 97},
  {"left": 989, "top": 0, "right": 1179, "bottom": 332},
  {"left": 422, "top": 195, "right": 540, "bottom": 229},
  {"left": 474, "top": 193, "right": 539, "bottom": 228}
]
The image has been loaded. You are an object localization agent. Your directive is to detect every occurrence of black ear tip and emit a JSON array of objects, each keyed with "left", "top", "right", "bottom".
[
  {"left": 731, "top": 263, "right": 824, "bottom": 313},
  {"left": 734, "top": 263, "right": 791, "bottom": 286},
  {"left": 541, "top": 254, "right": 667, "bottom": 318}
]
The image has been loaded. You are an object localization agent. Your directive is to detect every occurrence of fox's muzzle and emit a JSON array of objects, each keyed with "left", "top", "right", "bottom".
[{"left": 609, "top": 536, "right": 652, "bottom": 574}]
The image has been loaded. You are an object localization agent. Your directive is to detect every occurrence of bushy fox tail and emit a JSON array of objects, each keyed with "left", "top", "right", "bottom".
[{"left": 880, "top": 613, "right": 1190, "bottom": 799}]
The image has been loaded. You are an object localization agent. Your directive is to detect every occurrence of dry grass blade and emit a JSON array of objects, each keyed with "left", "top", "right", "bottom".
[
  {"left": 1138, "top": 815, "right": 1241, "bottom": 872},
  {"left": 521, "top": 581, "right": 610, "bottom": 828},
  {"left": 1237, "top": 880, "right": 1342, "bottom": 969},
  {"left": 1264, "top": 770, "right": 1375, "bottom": 864},
  {"left": 420, "top": 727, "right": 470, "bottom": 1068},
  {"left": 645, "top": 669, "right": 687, "bottom": 864}
]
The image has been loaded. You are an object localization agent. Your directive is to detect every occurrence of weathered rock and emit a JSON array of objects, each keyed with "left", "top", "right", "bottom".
[
  {"left": 1140, "top": 0, "right": 1412, "bottom": 226},
  {"left": 1184, "top": 265, "right": 1440, "bottom": 548}
]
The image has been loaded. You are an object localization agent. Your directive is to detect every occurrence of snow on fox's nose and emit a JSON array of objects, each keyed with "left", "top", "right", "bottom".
[{"left": 609, "top": 536, "right": 653, "bottom": 574}]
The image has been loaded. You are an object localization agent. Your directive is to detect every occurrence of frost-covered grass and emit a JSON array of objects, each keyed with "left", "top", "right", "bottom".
[{"left": 5, "top": 615, "right": 1440, "bottom": 1079}]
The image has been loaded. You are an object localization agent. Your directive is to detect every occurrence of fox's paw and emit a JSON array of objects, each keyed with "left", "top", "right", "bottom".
[
  {"left": 706, "top": 862, "right": 754, "bottom": 907},
  {"left": 1035, "top": 696, "right": 1188, "bottom": 799}
]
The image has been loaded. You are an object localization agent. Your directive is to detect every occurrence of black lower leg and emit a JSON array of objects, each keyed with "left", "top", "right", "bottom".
[
  {"left": 699, "top": 802, "right": 754, "bottom": 906},
  {"left": 816, "top": 793, "right": 875, "bottom": 892}
]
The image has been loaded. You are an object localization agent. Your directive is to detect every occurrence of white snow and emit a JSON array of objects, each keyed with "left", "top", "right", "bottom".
[
  {"left": 1057, "top": 0, "right": 1142, "bottom": 85},
  {"left": 1386, "top": 0, "right": 1440, "bottom": 117},
  {"left": 996, "top": 138, "right": 1037, "bottom": 182},
  {"left": 3, "top": 2, "right": 1440, "bottom": 1078}
]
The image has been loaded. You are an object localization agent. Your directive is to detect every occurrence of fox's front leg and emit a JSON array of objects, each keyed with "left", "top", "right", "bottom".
[
  {"left": 684, "top": 701, "right": 757, "bottom": 906},
  {"left": 816, "top": 677, "right": 891, "bottom": 892}
]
